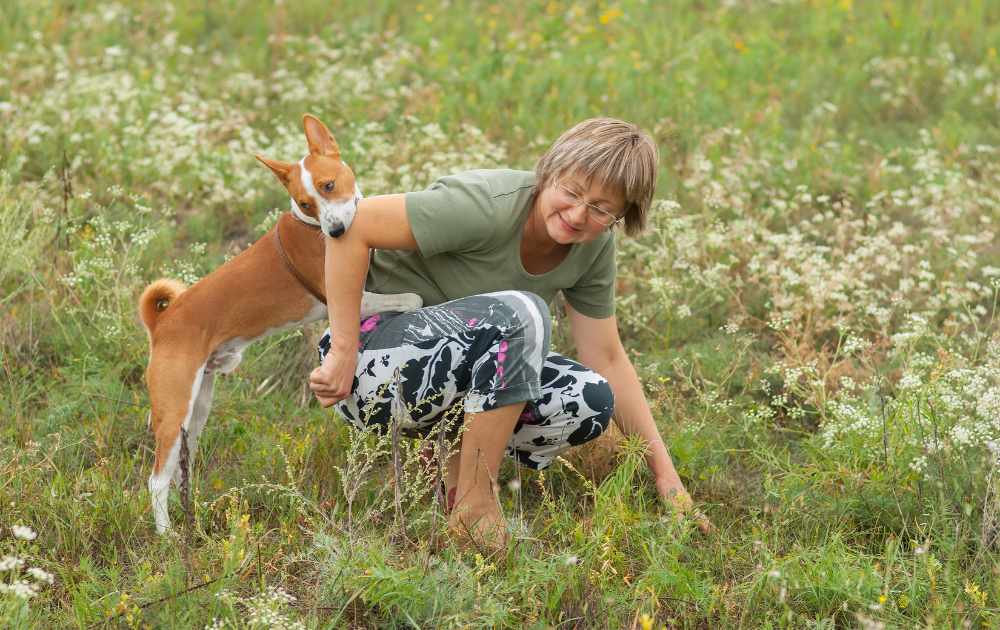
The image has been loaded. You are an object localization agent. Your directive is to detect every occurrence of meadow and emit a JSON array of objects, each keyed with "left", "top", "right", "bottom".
[{"left": 2, "top": 0, "right": 1000, "bottom": 627}]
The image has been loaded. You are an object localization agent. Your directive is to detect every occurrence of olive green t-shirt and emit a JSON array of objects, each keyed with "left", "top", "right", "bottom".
[{"left": 365, "top": 169, "right": 616, "bottom": 319}]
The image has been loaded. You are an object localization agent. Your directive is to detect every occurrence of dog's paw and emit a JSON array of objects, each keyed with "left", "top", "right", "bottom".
[
  {"left": 361, "top": 291, "right": 424, "bottom": 315},
  {"left": 400, "top": 292, "right": 423, "bottom": 311}
]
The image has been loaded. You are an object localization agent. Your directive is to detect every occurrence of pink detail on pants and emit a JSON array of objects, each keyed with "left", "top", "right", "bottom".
[
  {"left": 496, "top": 338, "right": 509, "bottom": 387},
  {"left": 360, "top": 315, "right": 381, "bottom": 333},
  {"left": 467, "top": 318, "right": 478, "bottom": 326}
]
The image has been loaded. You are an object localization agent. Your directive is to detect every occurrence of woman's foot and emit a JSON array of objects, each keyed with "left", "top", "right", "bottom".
[
  {"left": 447, "top": 403, "right": 523, "bottom": 553},
  {"left": 448, "top": 499, "right": 508, "bottom": 553}
]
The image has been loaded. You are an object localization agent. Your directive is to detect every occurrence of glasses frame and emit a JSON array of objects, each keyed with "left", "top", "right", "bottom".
[{"left": 554, "top": 182, "right": 625, "bottom": 229}]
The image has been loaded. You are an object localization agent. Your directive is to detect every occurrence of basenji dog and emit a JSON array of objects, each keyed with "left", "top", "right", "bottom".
[{"left": 138, "top": 114, "right": 421, "bottom": 533}]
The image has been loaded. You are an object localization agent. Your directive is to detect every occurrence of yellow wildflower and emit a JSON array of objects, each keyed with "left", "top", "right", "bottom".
[
  {"left": 965, "top": 580, "right": 987, "bottom": 607},
  {"left": 599, "top": 7, "right": 623, "bottom": 25}
]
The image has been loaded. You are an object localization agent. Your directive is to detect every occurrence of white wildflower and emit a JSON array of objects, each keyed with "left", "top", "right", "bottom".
[
  {"left": 898, "top": 372, "right": 922, "bottom": 390},
  {"left": 0, "top": 555, "right": 25, "bottom": 571},
  {"left": 27, "top": 567, "right": 54, "bottom": 584},
  {"left": 0, "top": 579, "right": 39, "bottom": 600},
  {"left": 11, "top": 525, "right": 36, "bottom": 541}
]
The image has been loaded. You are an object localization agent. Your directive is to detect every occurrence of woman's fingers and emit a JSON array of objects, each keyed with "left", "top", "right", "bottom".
[
  {"left": 655, "top": 481, "right": 715, "bottom": 535},
  {"left": 309, "top": 353, "right": 356, "bottom": 405},
  {"left": 694, "top": 512, "right": 715, "bottom": 535}
]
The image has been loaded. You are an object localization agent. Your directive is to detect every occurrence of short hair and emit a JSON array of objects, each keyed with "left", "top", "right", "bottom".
[{"left": 534, "top": 118, "right": 658, "bottom": 236}]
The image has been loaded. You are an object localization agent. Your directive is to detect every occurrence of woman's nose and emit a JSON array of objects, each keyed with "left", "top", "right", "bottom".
[{"left": 565, "top": 202, "right": 589, "bottom": 225}]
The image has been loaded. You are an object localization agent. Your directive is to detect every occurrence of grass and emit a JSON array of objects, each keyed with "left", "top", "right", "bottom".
[{"left": 2, "top": 0, "right": 1000, "bottom": 627}]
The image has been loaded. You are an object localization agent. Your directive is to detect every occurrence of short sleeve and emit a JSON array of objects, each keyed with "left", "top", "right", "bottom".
[
  {"left": 563, "top": 236, "right": 616, "bottom": 319},
  {"left": 405, "top": 172, "right": 497, "bottom": 257}
]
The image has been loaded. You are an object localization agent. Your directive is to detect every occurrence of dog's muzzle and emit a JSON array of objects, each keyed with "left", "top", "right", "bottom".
[{"left": 327, "top": 223, "right": 345, "bottom": 238}]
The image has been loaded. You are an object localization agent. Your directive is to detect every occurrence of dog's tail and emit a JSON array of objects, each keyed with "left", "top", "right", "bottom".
[{"left": 138, "top": 279, "right": 187, "bottom": 334}]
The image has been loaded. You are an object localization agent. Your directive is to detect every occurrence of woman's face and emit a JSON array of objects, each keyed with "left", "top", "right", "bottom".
[{"left": 536, "top": 175, "right": 625, "bottom": 246}]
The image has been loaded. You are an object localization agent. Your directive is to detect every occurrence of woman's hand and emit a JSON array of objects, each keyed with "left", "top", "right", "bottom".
[
  {"left": 657, "top": 477, "right": 714, "bottom": 535},
  {"left": 309, "top": 343, "right": 357, "bottom": 407}
]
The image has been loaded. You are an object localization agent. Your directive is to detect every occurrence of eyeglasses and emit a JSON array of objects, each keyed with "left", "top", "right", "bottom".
[{"left": 554, "top": 182, "right": 624, "bottom": 228}]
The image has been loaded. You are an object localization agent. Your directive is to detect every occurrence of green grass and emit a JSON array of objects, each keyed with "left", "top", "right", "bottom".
[{"left": 2, "top": 0, "right": 1000, "bottom": 627}]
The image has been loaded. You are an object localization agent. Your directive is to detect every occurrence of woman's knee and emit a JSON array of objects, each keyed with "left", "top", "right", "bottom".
[
  {"left": 464, "top": 292, "right": 551, "bottom": 365},
  {"left": 481, "top": 290, "right": 551, "bottom": 340},
  {"left": 514, "top": 290, "right": 551, "bottom": 322}
]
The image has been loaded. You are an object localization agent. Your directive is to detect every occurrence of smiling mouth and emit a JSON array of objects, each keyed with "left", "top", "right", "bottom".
[{"left": 558, "top": 213, "right": 582, "bottom": 232}]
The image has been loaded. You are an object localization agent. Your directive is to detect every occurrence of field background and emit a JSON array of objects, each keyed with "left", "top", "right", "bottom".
[{"left": 3, "top": 0, "right": 1000, "bottom": 627}]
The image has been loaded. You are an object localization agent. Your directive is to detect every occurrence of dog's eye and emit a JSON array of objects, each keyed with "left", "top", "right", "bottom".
[
  {"left": 300, "top": 201, "right": 310, "bottom": 210},
  {"left": 323, "top": 181, "right": 335, "bottom": 193}
]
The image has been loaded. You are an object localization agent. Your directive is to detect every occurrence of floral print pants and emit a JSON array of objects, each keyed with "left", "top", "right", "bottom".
[{"left": 318, "top": 291, "right": 614, "bottom": 469}]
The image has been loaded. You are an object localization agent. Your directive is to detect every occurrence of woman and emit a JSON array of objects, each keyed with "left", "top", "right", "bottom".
[{"left": 309, "top": 118, "right": 701, "bottom": 548}]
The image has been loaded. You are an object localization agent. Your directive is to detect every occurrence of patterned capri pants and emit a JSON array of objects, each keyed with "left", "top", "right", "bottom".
[{"left": 318, "top": 291, "right": 615, "bottom": 470}]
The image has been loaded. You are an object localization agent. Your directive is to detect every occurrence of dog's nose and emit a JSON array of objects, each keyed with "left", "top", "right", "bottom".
[{"left": 327, "top": 225, "right": 345, "bottom": 238}]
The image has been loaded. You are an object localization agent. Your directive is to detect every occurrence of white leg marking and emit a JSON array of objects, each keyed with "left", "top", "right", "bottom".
[
  {"left": 150, "top": 362, "right": 205, "bottom": 533},
  {"left": 150, "top": 436, "right": 181, "bottom": 534}
]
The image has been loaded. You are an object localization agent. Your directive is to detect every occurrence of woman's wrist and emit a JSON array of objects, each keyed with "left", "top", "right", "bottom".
[
  {"left": 328, "top": 329, "right": 359, "bottom": 353},
  {"left": 645, "top": 436, "right": 677, "bottom": 480}
]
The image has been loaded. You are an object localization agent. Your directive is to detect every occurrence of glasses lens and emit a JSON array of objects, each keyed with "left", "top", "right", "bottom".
[
  {"left": 587, "top": 206, "right": 615, "bottom": 226},
  {"left": 557, "top": 183, "right": 618, "bottom": 227},
  {"left": 558, "top": 184, "right": 579, "bottom": 203}
]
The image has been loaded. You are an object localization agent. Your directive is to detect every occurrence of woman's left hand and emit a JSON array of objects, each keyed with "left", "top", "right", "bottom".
[{"left": 656, "top": 477, "right": 714, "bottom": 535}]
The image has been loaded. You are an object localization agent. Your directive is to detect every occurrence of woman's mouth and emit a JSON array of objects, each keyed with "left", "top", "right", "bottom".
[{"left": 557, "top": 213, "right": 582, "bottom": 233}]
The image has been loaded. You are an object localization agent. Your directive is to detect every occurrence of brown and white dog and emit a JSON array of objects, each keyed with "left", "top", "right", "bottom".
[{"left": 138, "top": 115, "right": 421, "bottom": 533}]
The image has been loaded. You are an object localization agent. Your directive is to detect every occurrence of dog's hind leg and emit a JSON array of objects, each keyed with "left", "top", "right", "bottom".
[
  {"left": 188, "top": 369, "right": 215, "bottom": 465},
  {"left": 173, "top": 369, "right": 215, "bottom": 483},
  {"left": 146, "top": 352, "right": 208, "bottom": 534}
]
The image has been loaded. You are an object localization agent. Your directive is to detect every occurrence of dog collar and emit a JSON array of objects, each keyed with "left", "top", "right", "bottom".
[{"left": 289, "top": 197, "right": 321, "bottom": 227}]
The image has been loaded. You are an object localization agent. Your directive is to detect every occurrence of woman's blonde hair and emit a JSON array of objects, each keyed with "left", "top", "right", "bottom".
[{"left": 535, "top": 117, "right": 658, "bottom": 236}]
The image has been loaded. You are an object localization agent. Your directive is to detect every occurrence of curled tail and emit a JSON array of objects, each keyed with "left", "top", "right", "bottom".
[{"left": 138, "top": 279, "right": 187, "bottom": 334}]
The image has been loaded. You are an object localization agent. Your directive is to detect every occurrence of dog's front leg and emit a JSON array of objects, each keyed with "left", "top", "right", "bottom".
[{"left": 360, "top": 291, "right": 423, "bottom": 317}]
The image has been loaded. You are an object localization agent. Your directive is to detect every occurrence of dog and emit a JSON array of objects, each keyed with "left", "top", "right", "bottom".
[{"left": 138, "top": 114, "right": 422, "bottom": 533}]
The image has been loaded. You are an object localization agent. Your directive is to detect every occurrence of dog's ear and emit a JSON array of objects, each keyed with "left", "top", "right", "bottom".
[
  {"left": 255, "top": 155, "right": 293, "bottom": 185},
  {"left": 303, "top": 114, "right": 341, "bottom": 159}
]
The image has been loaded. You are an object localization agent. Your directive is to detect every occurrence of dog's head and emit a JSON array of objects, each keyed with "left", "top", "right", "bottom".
[{"left": 256, "top": 115, "right": 360, "bottom": 238}]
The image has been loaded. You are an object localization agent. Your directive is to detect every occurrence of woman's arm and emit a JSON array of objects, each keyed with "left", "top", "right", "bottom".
[
  {"left": 309, "top": 194, "right": 418, "bottom": 406},
  {"left": 565, "top": 302, "right": 700, "bottom": 512}
]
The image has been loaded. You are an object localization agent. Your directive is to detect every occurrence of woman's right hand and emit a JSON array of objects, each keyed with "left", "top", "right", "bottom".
[{"left": 309, "top": 343, "right": 358, "bottom": 407}]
